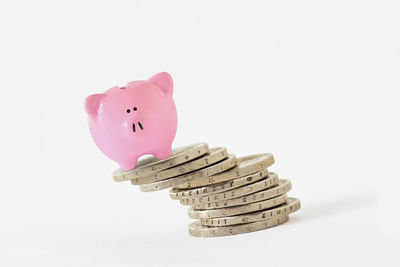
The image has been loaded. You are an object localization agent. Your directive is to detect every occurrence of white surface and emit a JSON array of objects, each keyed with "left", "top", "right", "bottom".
[{"left": 1, "top": 0, "right": 399, "bottom": 266}]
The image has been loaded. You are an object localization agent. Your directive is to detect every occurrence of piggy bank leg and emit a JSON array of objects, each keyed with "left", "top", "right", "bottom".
[
  {"left": 118, "top": 158, "right": 138, "bottom": 171},
  {"left": 153, "top": 145, "right": 172, "bottom": 160}
]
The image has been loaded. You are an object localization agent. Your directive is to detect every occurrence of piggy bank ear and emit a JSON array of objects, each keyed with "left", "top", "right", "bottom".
[
  {"left": 148, "top": 72, "right": 173, "bottom": 95},
  {"left": 84, "top": 94, "right": 104, "bottom": 120}
]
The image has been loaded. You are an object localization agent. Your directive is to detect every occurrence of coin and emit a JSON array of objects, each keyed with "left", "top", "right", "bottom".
[
  {"left": 201, "top": 197, "right": 300, "bottom": 226},
  {"left": 112, "top": 143, "right": 209, "bottom": 182},
  {"left": 192, "top": 179, "right": 291, "bottom": 210},
  {"left": 131, "top": 147, "right": 228, "bottom": 185},
  {"left": 189, "top": 216, "right": 289, "bottom": 237},
  {"left": 169, "top": 169, "right": 269, "bottom": 200},
  {"left": 139, "top": 155, "right": 238, "bottom": 192},
  {"left": 188, "top": 194, "right": 288, "bottom": 219},
  {"left": 179, "top": 172, "right": 279, "bottom": 205},
  {"left": 176, "top": 153, "right": 274, "bottom": 189}
]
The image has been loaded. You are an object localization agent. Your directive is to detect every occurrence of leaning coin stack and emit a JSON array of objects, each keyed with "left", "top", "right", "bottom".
[{"left": 112, "top": 143, "right": 300, "bottom": 237}]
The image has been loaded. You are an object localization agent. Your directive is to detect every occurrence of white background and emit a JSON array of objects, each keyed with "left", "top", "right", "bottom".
[{"left": 1, "top": 0, "right": 399, "bottom": 266}]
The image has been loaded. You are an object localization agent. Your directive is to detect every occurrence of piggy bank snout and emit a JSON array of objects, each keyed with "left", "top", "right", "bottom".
[
  {"left": 124, "top": 111, "right": 147, "bottom": 134},
  {"left": 131, "top": 120, "right": 144, "bottom": 133}
]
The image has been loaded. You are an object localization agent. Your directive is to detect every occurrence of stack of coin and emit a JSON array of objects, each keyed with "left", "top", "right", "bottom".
[{"left": 112, "top": 143, "right": 300, "bottom": 237}]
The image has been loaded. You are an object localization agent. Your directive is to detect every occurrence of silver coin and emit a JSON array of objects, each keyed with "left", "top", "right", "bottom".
[
  {"left": 189, "top": 216, "right": 290, "bottom": 237},
  {"left": 201, "top": 197, "right": 300, "bottom": 226},
  {"left": 169, "top": 169, "right": 269, "bottom": 200},
  {"left": 192, "top": 179, "right": 291, "bottom": 210},
  {"left": 131, "top": 147, "right": 228, "bottom": 185},
  {"left": 179, "top": 173, "right": 279, "bottom": 205},
  {"left": 188, "top": 194, "right": 288, "bottom": 219},
  {"left": 176, "top": 153, "right": 274, "bottom": 189},
  {"left": 138, "top": 155, "right": 237, "bottom": 192}
]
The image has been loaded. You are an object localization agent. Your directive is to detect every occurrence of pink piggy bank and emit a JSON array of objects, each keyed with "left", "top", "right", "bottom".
[{"left": 84, "top": 72, "right": 178, "bottom": 170}]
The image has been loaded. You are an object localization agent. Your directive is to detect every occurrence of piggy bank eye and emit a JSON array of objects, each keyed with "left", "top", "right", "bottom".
[
  {"left": 133, "top": 107, "right": 137, "bottom": 111},
  {"left": 126, "top": 109, "right": 131, "bottom": 113}
]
